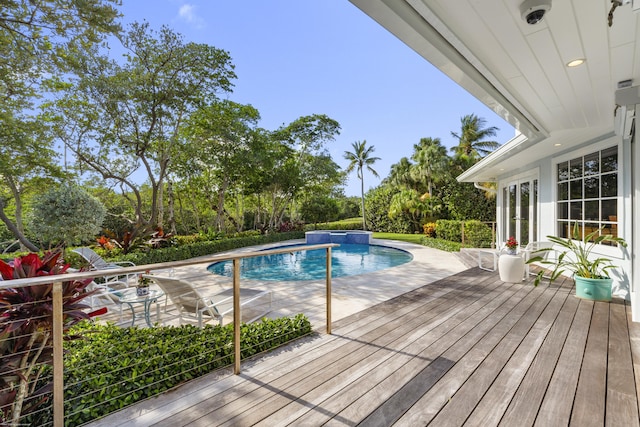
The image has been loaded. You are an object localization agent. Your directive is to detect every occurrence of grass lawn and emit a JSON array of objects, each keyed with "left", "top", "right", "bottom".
[{"left": 372, "top": 232, "right": 425, "bottom": 244}]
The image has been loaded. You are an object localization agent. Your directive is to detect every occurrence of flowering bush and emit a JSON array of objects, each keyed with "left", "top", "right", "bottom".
[
  {"left": 506, "top": 236, "right": 518, "bottom": 250},
  {"left": 422, "top": 222, "right": 437, "bottom": 238}
]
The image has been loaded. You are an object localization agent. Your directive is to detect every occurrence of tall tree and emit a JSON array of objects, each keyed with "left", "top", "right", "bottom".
[
  {"left": 0, "top": 113, "right": 65, "bottom": 251},
  {"left": 411, "top": 137, "right": 448, "bottom": 196},
  {"left": 0, "top": 0, "right": 121, "bottom": 108},
  {"left": 180, "top": 100, "right": 260, "bottom": 231},
  {"left": 343, "top": 140, "right": 380, "bottom": 230},
  {"left": 450, "top": 114, "right": 500, "bottom": 161},
  {"left": 48, "top": 22, "right": 236, "bottom": 237},
  {"left": 386, "top": 157, "right": 414, "bottom": 189}
]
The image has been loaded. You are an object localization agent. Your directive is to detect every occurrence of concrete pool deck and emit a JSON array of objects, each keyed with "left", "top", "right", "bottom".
[{"left": 139, "top": 239, "right": 469, "bottom": 329}]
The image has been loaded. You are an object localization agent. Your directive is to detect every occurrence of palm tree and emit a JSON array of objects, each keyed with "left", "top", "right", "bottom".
[
  {"left": 450, "top": 114, "right": 500, "bottom": 161},
  {"left": 343, "top": 140, "right": 380, "bottom": 230},
  {"left": 411, "top": 137, "right": 448, "bottom": 196},
  {"left": 386, "top": 157, "right": 414, "bottom": 189}
]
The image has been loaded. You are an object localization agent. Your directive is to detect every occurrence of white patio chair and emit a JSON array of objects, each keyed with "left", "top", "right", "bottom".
[
  {"left": 72, "top": 247, "right": 137, "bottom": 282},
  {"left": 86, "top": 280, "right": 129, "bottom": 322},
  {"left": 477, "top": 242, "right": 507, "bottom": 272},
  {"left": 145, "top": 275, "right": 271, "bottom": 327},
  {"left": 522, "top": 241, "right": 556, "bottom": 278}
]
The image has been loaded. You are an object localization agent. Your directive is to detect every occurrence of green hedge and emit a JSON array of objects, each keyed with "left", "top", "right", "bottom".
[
  {"left": 106, "top": 231, "right": 305, "bottom": 266},
  {"left": 305, "top": 218, "right": 363, "bottom": 231},
  {"left": 434, "top": 220, "right": 493, "bottom": 248},
  {"left": 31, "top": 315, "right": 312, "bottom": 426},
  {"left": 420, "top": 237, "right": 462, "bottom": 252}
]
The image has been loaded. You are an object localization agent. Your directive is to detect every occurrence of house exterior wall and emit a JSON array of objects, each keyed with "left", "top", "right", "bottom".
[{"left": 496, "top": 131, "right": 634, "bottom": 315}]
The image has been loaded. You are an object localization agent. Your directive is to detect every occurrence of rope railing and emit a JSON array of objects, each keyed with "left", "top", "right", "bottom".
[{"left": 0, "top": 243, "right": 338, "bottom": 426}]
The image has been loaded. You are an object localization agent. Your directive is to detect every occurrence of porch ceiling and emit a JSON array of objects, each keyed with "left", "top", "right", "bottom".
[{"left": 349, "top": 0, "right": 640, "bottom": 179}]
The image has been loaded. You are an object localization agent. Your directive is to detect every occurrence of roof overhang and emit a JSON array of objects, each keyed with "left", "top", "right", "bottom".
[{"left": 349, "top": 0, "right": 639, "bottom": 181}]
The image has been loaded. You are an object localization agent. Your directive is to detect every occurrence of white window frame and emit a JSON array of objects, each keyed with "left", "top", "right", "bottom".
[{"left": 552, "top": 137, "right": 623, "bottom": 258}]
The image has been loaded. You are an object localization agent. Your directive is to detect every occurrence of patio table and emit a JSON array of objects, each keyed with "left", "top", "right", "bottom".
[{"left": 118, "top": 289, "right": 164, "bottom": 327}]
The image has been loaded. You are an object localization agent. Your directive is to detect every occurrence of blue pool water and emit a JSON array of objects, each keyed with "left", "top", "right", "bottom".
[{"left": 207, "top": 244, "right": 413, "bottom": 281}]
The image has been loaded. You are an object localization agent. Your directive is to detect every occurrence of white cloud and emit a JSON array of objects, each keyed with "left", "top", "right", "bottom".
[{"left": 178, "top": 3, "right": 205, "bottom": 28}]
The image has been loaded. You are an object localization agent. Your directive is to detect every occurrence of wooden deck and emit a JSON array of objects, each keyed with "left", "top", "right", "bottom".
[{"left": 91, "top": 267, "right": 640, "bottom": 426}]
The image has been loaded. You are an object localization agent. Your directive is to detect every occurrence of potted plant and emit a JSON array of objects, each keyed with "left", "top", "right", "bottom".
[
  {"left": 136, "top": 271, "right": 151, "bottom": 296},
  {"left": 527, "top": 224, "right": 627, "bottom": 301},
  {"left": 505, "top": 236, "right": 518, "bottom": 255}
]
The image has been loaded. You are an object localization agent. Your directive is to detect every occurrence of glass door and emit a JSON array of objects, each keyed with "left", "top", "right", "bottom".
[{"left": 502, "top": 175, "right": 538, "bottom": 247}]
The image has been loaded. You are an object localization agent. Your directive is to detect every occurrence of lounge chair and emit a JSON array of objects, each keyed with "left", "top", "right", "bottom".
[
  {"left": 145, "top": 275, "right": 271, "bottom": 327},
  {"left": 86, "top": 280, "right": 129, "bottom": 321},
  {"left": 72, "top": 247, "right": 136, "bottom": 282}
]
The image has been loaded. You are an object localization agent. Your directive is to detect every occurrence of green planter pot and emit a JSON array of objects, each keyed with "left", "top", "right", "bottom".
[{"left": 574, "top": 275, "right": 613, "bottom": 301}]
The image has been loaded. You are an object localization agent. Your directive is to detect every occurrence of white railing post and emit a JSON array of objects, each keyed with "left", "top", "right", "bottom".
[
  {"left": 326, "top": 247, "right": 332, "bottom": 334},
  {"left": 53, "top": 281, "right": 64, "bottom": 427},
  {"left": 233, "top": 258, "right": 241, "bottom": 374}
]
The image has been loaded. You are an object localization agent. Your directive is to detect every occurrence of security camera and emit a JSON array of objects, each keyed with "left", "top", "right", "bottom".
[{"left": 520, "top": 0, "right": 552, "bottom": 25}]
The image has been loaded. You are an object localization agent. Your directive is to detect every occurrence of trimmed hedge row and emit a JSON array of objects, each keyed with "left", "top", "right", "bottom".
[
  {"left": 32, "top": 314, "right": 312, "bottom": 426},
  {"left": 305, "top": 218, "right": 363, "bottom": 231},
  {"left": 107, "top": 231, "right": 305, "bottom": 266},
  {"left": 420, "top": 237, "right": 463, "bottom": 252},
  {"left": 434, "top": 220, "right": 493, "bottom": 248}
]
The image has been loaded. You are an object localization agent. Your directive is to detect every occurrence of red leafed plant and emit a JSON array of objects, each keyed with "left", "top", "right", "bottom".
[{"left": 0, "top": 251, "right": 105, "bottom": 426}]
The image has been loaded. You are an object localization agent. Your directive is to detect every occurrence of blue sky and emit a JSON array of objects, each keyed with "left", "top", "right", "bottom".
[{"left": 120, "top": 0, "right": 515, "bottom": 196}]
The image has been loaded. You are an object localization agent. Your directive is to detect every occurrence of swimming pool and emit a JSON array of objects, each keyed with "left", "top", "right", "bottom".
[{"left": 207, "top": 243, "right": 413, "bottom": 281}]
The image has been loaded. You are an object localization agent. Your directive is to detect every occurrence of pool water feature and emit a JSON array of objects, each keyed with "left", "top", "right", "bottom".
[{"left": 207, "top": 243, "right": 413, "bottom": 281}]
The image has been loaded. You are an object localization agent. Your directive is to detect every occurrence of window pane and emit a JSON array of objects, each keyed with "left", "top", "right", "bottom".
[
  {"left": 584, "top": 222, "right": 600, "bottom": 241},
  {"left": 570, "top": 157, "right": 583, "bottom": 179},
  {"left": 584, "top": 177, "right": 599, "bottom": 199},
  {"left": 584, "top": 152, "right": 599, "bottom": 176},
  {"left": 570, "top": 201, "right": 582, "bottom": 220},
  {"left": 558, "top": 182, "right": 568, "bottom": 200},
  {"left": 584, "top": 200, "right": 598, "bottom": 221},
  {"left": 509, "top": 185, "right": 516, "bottom": 238},
  {"left": 601, "top": 173, "right": 617, "bottom": 197},
  {"left": 558, "top": 161, "right": 568, "bottom": 181},
  {"left": 557, "top": 202, "right": 568, "bottom": 219},
  {"left": 570, "top": 179, "right": 583, "bottom": 199},
  {"left": 601, "top": 146, "right": 618, "bottom": 172},
  {"left": 558, "top": 221, "right": 569, "bottom": 238},
  {"left": 602, "top": 199, "right": 617, "bottom": 220}
]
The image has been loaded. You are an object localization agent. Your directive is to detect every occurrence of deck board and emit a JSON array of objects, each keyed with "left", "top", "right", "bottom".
[
  {"left": 88, "top": 267, "right": 640, "bottom": 427},
  {"left": 606, "top": 300, "right": 640, "bottom": 427},
  {"left": 498, "top": 279, "right": 579, "bottom": 426},
  {"left": 570, "top": 301, "right": 609, "bottom": 426}
]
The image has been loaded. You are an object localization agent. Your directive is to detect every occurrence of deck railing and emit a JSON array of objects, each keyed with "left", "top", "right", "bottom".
[{"left": 0, "top": 243, "right": 338, "bottom": 426}]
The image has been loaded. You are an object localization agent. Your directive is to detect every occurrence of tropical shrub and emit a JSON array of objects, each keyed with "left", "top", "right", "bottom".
[
  {"left": 0, "top": 251, "right": 103, "bottom": 425},
  {"left": 28, "top": 185, "right": 106, "bottom": 247},
  {"left": 365, "top": 186, "right": 413, "bottom": 233},
  {"left": 32, "top": 315, "right": 313, "bottom": 425},
  {"left": 423, "top": 222, "right": 437, "bottom": 238},
  {"left": 463, "top": 220, "right": 493, "bottom": 248}
]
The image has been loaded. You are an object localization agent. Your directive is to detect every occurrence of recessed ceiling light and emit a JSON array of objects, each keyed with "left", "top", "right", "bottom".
[
  {"left": 567, "top": 58, "right": 585, "bottom": 67},
  {"left": 554, "top": 143, "right": 562, "bottom": 147}
]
